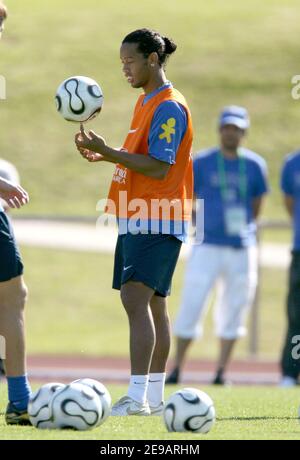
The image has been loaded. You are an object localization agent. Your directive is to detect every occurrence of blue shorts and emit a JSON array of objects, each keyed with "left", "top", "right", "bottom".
[
  {"left": 112, "top": 233, "right": 182, "bottom": 297},
  {"left": 0, "top": 212, "right": 24, "bottom": 282}
]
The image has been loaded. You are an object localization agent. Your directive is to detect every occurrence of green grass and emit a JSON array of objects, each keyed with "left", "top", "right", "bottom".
[
  {"left": 1, "top": 385, "right": 300, "bottom": 440},
  {"left": 0, "top": 0, "right": 299, "bottom": 219},
  {"left": 22, "top": 246, "right": 288, "bottom": 360}
]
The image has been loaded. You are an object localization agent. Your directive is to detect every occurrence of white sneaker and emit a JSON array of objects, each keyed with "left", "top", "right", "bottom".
[
  {"left": 279, "top": 376, "right": 297, "bottom": 387},
  {"left": 111, "top": 396, "right": 151, "bottom": 416},
  {"left": 149, "top": 401, "right": 164, "bottom": 416}
]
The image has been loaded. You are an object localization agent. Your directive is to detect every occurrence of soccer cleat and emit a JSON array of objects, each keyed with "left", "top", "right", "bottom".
[
  {"left": 165, "top": 367, "right": 180, "bottom": 384},
  {"left": 111, "top": 396, "right": 150, "bottom": 416},
  {"left": 5, "top": 402, "right": 31, "bottom": 426},
  {"left": 149, "top": 401, "right": 164, "bottom": 416}
]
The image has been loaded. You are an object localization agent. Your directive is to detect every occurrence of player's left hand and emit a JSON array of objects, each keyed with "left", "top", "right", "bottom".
[{"left": 75, "top": 124, "right": 107, "bottom": 156}]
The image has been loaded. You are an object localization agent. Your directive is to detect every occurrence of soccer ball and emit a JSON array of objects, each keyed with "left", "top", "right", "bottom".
[
  {"left": 163, "top": 388, "right": 216, "bottom": 433},
  {"left": 50, "top": 382, "right": 102, "bottom": 430},
  {"left": 72, "top": 378, "right": 111, "bottom": 425},
  {"left": 55, "top": 76, "right": 103, "bottom": 123},
  {"left": 28, "top": 382, "right": 65, "bottom": 429}
]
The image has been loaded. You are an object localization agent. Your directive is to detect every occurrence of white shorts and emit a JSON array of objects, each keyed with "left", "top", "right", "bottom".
[{"left": 173, "top": 244, "right": 258, "bottom": 340}]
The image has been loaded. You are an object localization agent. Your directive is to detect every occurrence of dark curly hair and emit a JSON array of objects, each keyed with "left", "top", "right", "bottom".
[{"left": 122, "top": 28, "right": 177, "bottom": 66}]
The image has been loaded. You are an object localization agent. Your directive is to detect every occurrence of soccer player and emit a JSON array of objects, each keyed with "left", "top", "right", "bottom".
[
  {"left": 0, "top": 159, "right": 21, "bottom": 378},
  {"left": 0, "top": 4, "right": 32, "bottom": 424},
  {"left": 166, "top": 106, "right": 269, "bottom": 385},
  {"left": 279, "top": 151, "right": 300, "bottom": 386},
  {"left": 75, "top": 28, "right": 193, "bottom": 415}
]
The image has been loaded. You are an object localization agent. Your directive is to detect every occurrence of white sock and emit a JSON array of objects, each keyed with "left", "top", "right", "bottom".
[
  {"left": 127, "top": 375, "right": 149, "bottom": 404},
  {"left": 147, "top": 372, "right": 166, "bottom": 407}
]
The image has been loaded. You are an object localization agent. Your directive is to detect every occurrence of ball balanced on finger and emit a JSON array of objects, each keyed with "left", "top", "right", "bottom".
[{"left": 55, "top": 76, "right": 103, "bottom": 123}]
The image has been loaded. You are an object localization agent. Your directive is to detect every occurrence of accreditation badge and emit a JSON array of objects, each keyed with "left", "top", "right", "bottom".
[{"left": 224, "top": 205, "right": 247, "bottom": 236}]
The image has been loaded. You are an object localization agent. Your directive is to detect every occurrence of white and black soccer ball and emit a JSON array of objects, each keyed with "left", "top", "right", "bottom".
[
  {"left": 55, "top": 76, "right": 103, "bottom": 123},
  {"left": 28, "top": 382, "right": 65, "bottom": 429},
  {"left": 72, "top": 378, "right": 111, "bottom": 425},
  {"left": 163, "top": 388, "right": 216, "bottom": 434},
  {"left": 50, "top": 382, "right": 102, "bottom": 430}
]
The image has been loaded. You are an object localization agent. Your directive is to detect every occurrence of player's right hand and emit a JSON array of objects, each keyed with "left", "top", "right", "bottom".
[{"left": 0, "top": 177, "right": 29, "bottom": 209}]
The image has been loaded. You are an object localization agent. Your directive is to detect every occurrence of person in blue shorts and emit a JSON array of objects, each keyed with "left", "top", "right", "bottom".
[
  {"left": 0, "top": 4, "right": 32, "bottom": 425},
  {"left": 0, "top": 159, "right": 22, "bottom": 378},
  {"left": 75, "top": 28, "right": 193, "bottom": 416}
]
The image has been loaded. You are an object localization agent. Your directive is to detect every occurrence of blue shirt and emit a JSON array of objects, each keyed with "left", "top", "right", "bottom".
[
  {"left": 119, "top": 82, "right": 189, "bottom": 241},
  {"left": 193, "top": 147, "right": 268, "bottom": 248},
  {"left": 281, "top": 150, "right": 300, "bottom": 250}
]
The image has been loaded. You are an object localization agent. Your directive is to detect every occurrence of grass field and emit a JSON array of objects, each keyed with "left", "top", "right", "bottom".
[
  {"left": 21, "top": 245, "right": 288, "bottom": 360},
  {"left": 0, "top": 384, "right": 299, "bottom": 440},
  {"left": 0, "top": 0, "right": 299, "bottom": 219}
]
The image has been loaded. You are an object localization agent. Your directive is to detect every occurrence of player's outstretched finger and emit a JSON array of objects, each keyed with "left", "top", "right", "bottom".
[{"left": 80, "top": 123, "right": 88, "bottom": 139}]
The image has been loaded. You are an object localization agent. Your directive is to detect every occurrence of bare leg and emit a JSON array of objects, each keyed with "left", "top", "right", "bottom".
[
  {"left": 149, "top": 295, "right": 170, "bottom": 373},
  {"left": 147, "top": 295, "right": 172, "bottom": 407},
  {"left": 0, "top": 276, "right": 28, "bottom": 377},
  {"left": 120, "top": 280, "right": 156, "bottom": 375}
]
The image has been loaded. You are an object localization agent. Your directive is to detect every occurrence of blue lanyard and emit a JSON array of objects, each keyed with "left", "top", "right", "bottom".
[{"left": 217, "top": 149, "right": 247, "bottom": 202}]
